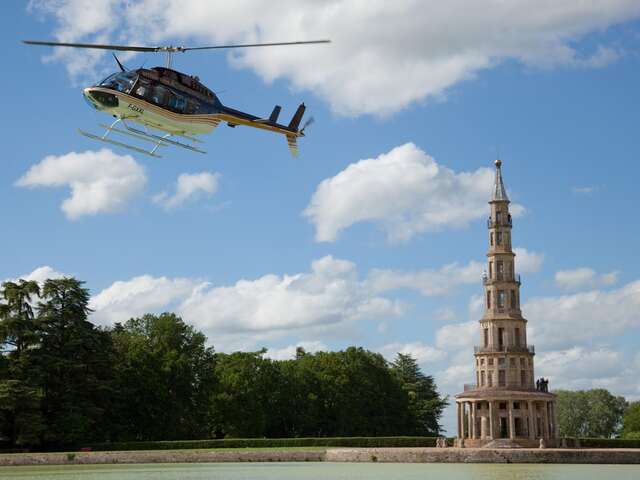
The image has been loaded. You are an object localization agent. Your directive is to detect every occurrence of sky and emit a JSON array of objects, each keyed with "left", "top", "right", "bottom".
[{"left": 2, "top": 1, "right": 640, "bottom": 434}]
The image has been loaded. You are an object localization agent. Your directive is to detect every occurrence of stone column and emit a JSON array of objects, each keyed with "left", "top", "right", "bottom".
[
  {"left": 488, "top": 401, "right": 494, "bottom": 439},
  {"left": 457, "top": 402, "right": 462, "bottom": 439},
  {"left": 528, "top": 400, "right": 536, "bottom": 439},
  {"left": 542, "top": 401, "right": 549, "bottom": 438},
  {"left": 471, "top": 401, "right": 477, "bottom": 439},
  {"left": 508, "top": 401, "right": 515, "bottom": 440},
  {"left": 467, "top": 402, "right": 472, "bottom": 439},
  {"left": 553, "top": 402, "right": 560, "bottom": 438}
]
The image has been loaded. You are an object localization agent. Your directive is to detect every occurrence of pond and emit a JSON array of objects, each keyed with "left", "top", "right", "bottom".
[{"left": 0, "top": 462, "right": 638, "bottom": 480}]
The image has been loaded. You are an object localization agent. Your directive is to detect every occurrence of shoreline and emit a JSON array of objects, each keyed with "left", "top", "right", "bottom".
[{"left": 1, "top": 448, "right": 639, "bottom": 466}]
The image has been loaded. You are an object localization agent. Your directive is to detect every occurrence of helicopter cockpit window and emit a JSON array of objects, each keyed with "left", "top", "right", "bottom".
[{"left": 99, "top": 71, "right": 137, "bottom": 94}]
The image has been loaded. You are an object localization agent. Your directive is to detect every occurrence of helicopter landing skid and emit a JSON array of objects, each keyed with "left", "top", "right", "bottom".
[{"left": 78, "top": 118, "right": 206, "bottom": 158}]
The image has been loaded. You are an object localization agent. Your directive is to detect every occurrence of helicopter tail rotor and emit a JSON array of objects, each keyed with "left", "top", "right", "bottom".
[{"left": 300, "top": 116, "right": 315, "bottom": 134}]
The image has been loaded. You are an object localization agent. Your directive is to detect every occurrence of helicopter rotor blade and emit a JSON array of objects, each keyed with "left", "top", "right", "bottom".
[
  {"left": 23, "top": 40, "right": 160, "bottom": 52},
  {"left": 23, "top": 39, "right": 330, "bottom": 53},
  {"left": 183, "top": 40, "right": 331, "bottom": 51}
]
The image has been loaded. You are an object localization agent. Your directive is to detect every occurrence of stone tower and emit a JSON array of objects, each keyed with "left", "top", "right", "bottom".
[{"left": 455, "top": 160, "right": 558, "bottom": 448}]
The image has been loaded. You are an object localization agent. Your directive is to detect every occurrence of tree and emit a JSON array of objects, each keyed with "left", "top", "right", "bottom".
[
  {"left": 33, "top": 278, "right": 116, "bottom": 446},
  {"left": 622, "top": 401, "right": 640, "bottom": 438},
  {"left": 0, "top": 280, "right": 40, "bottom": 357},
  {"left": 0, "top": 280, "right": 44, "bottom": 446},
  {"left": 0, "top": 380, "right": 44, "bottom": 446},
  {"left": 391, "top": 353, "right": 448, "bottom": 435},
  {"left": 284, "top": 347, "right": 412, "bottom": 437},
  {"left": 212, "top": 349, "right": 288, "bottom": 438},
  {"left": 110, "top": 313, "right": 217, "bottom": 441},
  {"left": 555, "top": 389, "right": 627, "bottom": 438}
]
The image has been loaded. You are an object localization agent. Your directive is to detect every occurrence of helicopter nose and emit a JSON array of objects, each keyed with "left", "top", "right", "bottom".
[{"left": 83, "top": 88, "right": 118, "bottom": 110}]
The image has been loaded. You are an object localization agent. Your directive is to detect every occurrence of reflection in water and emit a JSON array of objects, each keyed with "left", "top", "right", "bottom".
[{"left": 0, "top": 463, "right": 638, "bottom": 480}]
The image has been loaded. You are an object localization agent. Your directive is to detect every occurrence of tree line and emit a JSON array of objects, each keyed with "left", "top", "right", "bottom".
[
  {"left": 555, "top": 389, "right": 640, "bottom": 439},
  {"left": 0, "top": 277, "right": 448, "bottom": 448}
]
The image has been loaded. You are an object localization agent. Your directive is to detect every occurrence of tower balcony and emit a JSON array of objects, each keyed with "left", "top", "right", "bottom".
[
  {"left": 487, "top": 217, "right": 512, "bottom": 228},
  {"left": 482, "top": 273, "right": 521, "bottom": 285},
  {"left": 474, "top": 345, "right": 535, "bottom": 354},
  {"left": 463, "top": 382, "right": 537, "bottom": 392}
]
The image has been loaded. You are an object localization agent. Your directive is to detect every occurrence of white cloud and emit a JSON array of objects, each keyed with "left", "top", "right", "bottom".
[
  {"left": 537, "top": 347, "right": 622, "bottom": 388},
  {"left": 89, "top": 275, "right": 199, "bottom": 325},
  {"left": 16, "top": 149, "right": 146, "bottom": 219},
  {"left": 179, "top": 256, "right": 402, "bottom": 336},
  {"left": 554, "top": 267, "right": 619, "bottom": 290},
  {"left": 14, "top": 266, "right": 67, "bottom": 284},
  {"left": 514, "top": 247, "right": 544, "bottom": 274},
  {"left": 468, "top": 294, "right": 484, "bottom": 319},
  {"left": 536, "top": 346, "right": 640, "bottom": 399},
  {"left": 29, "top": 1, "right": 640, "bottom": 116},
  {"left": 89, "top": 256, "right": 402, "bottom": 342},
  {"left": 572, "top": 186, "right": 597, "bottom": 195},
  {"left": 265, "top": 341, "right": 328, "bottom": 361},
  {"left": 367, "top": 260, "right": 483, "bottom": 296},
  {"left": 378, "top": 341, "right": 446, "bottom": 364},
  {"left": 434, "top": 307, "right": 456, "bottom": 322},
  {"left": 435, "top": 320, "right": 477, "bottom": 352},
  {"left": 526, "top": 280, "right": 640, "bottom": 349},
  {"left": 304, "top": 143, "right": 523, "bottom": 243},
  {"left": 154, "top": 171, "right": 220, "bottom": 210}
]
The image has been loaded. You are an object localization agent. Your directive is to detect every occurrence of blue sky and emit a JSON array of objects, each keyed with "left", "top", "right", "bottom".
[{"left": 3, "top": 1, "right": 640, "bottom": 433}]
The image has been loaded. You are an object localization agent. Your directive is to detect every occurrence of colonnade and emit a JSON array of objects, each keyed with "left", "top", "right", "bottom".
[{"left": 456, "top": 399, "right": 558, "bottom": 441}]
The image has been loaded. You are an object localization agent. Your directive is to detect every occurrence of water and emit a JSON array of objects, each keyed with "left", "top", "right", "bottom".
[{"left": 0, "top": 463, "right": 638, "bottom": 480}]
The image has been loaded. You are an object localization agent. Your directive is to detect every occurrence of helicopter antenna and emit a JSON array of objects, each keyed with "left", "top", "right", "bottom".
[{"left": 112, "top": 53, "right": 127, "bottom": 72}]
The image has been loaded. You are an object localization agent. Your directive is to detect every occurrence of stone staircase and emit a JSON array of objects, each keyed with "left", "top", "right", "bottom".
[{"left": 482, "top": 439, "right": 524, "bottom": 449}]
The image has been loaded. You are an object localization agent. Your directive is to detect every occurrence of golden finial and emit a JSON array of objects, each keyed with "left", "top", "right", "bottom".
[{"left": 494, "top": 159, "right": 502, "bottom": 168}]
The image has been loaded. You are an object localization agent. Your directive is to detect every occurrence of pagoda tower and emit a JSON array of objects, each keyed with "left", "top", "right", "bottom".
[{"left": 455, "top": 159, "right": 558, "bottom": 448}]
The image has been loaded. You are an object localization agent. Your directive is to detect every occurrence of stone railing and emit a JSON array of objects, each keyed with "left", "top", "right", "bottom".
[
  {"left": 474, "top": 345, "right": 535, "bottom": 354},
  {"left": 462, "top": 382, "right": 537, "bottom": 392},
  {"left": 482, "top": 273, "right": 521, "bottom": 284},
  {"left": 487, "top": 217, "right": 512, "bottom": 228}
]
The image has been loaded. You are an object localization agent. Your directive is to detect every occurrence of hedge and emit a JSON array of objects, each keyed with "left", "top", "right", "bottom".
[
  {"left": 85, "top": 436, "right": 441, "bottom": 451},
  {"left": 578, "top": 438, "right": 640, "bottom": 449}
]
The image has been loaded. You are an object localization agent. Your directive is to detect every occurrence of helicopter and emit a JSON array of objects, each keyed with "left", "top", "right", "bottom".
[{"left": 23, "top": 39, "right": 330, "bottom": 158}]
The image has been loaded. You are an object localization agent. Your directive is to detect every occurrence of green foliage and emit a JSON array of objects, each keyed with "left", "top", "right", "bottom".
[
  {"left": 110, "top": 313, "right": 217, "bottom": 441},
  {"left": 555, "top": 389, "right": 627, "bottom": 438},
  {"left": 0, "top": 280, "right": 45, "bottom": 446},
  {"left": 276, "top": 347, "right": 414, "bottom": 437},
  {"left": 0, "top": 280, "right": 40, "bottom": 358},
  {"left": 391, "top": 353, "right": 448, "bottom": 436},
  {"left": 33, "top": 278, "right": 117, "bottom": 446},
  {"left": 579, "top": 437, "right": 640, "bottom": 448},
  {"left": 622, "top": 401, "right": 640, "bottom": 438},
  {"left": 86, "top": 436, "right": 439, "bottom": 451},
  {"left": 212, "top": 350, "right": 282, "bottom": 438},
  {"left": 0, "top": 380, "right": 44, "bottom": 446},
  {"left": 0, "top": 275, "right": 449, "bottom": 448}
]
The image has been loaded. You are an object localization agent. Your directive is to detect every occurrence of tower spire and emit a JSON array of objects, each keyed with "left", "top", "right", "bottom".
[{"left": 492, "top": 159, "right": 509, "bottom": 202}]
